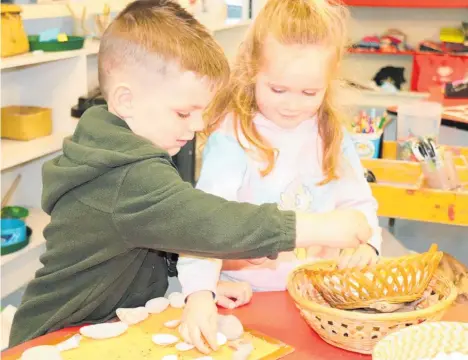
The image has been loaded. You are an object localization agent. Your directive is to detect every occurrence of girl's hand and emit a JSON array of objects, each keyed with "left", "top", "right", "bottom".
[
  {"left": 180, "top": 291, "right": 218, "bottom": 354},
  {"left": 338, "top": 243, "right": 379, "bottom": 269},
  {"left": 215, "top": 281, "right": 252, "bottom": 309}
]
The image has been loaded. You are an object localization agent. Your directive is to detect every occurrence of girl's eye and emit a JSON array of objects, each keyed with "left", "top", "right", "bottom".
[
  {"left": 271, "top": 87, "right": 285, "bottom": 94},
  {"left": 177, "top": 112, "right": 190, "bottom": 119},
  {"left": 303, "top": 91, "right": 317, "bottom": 97}
]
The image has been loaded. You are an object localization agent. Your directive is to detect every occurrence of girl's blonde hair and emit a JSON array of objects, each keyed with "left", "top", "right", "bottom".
[{"left": 205, "top": 0, "right": 349, "bottom": 184}]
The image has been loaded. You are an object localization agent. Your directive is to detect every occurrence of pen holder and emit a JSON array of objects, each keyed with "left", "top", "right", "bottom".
[
  {"left": 350, "top": 131, "right": 383, "bottom": 159},
  {"left": 420, "top": 150, "right": 463, "bottom": 191}
]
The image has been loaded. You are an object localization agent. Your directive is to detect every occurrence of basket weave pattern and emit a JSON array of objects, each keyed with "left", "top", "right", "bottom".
[
  {"left": 287, "top": 267, "right": 457, "bottom": 354},
  {"left": 306, "top": 244, "right": 443, "bottom": 310},
  {"left": 373, "top": 322, "right": 468, "bottom": 360}
]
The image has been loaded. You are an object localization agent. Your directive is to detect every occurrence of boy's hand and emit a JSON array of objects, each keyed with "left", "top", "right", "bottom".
[
  {"left": 180, "top": 291, "right": 218, "bottom": 354},
  {"left": 338, "top": 243, "right": 379, "bottom": 269},
  {"left": 215, "top": 281, "right": 252, "bottom": 309},
  {"left": 297, "top": 210, "right": 372, "bottom": 249}
]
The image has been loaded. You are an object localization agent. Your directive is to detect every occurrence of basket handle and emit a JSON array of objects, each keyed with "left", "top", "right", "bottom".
[{"left": 428, "top": 244, "right": 438, "bottom": 253}]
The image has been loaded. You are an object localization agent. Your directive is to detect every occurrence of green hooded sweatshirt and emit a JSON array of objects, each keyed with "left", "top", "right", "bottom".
[{"left": 9, "top": 106, "right": 296, "bottom": 347}]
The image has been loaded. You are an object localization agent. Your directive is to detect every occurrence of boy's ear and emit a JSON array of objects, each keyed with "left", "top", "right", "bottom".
[{"left": 110, "top": 83, "right": 134, "bottom": 119}]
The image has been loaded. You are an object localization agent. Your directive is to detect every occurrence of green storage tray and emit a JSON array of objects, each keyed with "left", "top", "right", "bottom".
[{"left": 28, "top": 35, "right": 85, "bottom": 52}]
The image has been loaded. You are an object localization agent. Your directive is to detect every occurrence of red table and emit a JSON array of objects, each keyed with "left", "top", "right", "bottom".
[{"left": 2, "top": 292, "right": 468, "bottom": 360}]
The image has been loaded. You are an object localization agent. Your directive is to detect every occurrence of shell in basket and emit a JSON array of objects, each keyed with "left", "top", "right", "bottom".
[
  {"left": 373, "top": 322, "right": 468, "bottom": 360},
  {"left": 287, "top": 266, "right": 457, "bottom": 354},
  {"left": 305, "top": 244, "right": 443, "bottom": 310}
]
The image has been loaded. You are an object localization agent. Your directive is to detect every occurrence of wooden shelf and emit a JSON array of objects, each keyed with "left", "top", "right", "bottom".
[
  {"left": 1, "top": 132, "right": 71, "bottom": 171},
  {"left": 342, "top": 0, "right": 468, "bottom": 8},
  {"left": 1, "top": 208, "right": 50, "bottom": 297}
]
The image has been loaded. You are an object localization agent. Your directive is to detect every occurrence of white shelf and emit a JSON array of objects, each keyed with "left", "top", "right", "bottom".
[
  {"left": 1, "top": 40, "right": 99, "bottom": 71},
  {"left": 20, "top": 1, "right": 130, "bottom": 20},
  {"left": 1, "top": 208, "right": 49, "bottom": 297},
  {"left": 1, "top": 132, "right": 71, "bottom": 171}
]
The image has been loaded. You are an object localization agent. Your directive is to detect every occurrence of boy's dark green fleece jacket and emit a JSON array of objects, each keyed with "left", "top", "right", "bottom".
[{"left": 9, "top": 106, "right": 296, "bottom": 347}]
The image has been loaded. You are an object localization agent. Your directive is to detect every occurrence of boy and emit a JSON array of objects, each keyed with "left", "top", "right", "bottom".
[{"left": 9, "top": 0, "right": 371, "bottom": 348}]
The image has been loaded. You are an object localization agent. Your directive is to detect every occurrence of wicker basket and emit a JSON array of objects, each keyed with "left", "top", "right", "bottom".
[
  {"left": 287, "top": 267, "right": 457, "bottom": 354},
  {"left": 304, "top": 244, "right": 443, "bottom": 310},
  {"left": 373, "top": 322, "right": 468, "bottom": 360}
]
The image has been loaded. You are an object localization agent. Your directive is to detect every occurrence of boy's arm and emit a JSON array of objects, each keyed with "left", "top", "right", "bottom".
[
  {"left": 178, "top": 133, "right": 248, "bottom": 298},
  {"left": 335, "top": 131, "right": 382, "bottom": 253},
  {"left": 112, "top": 159, "right": 296, "bottom": 259}
]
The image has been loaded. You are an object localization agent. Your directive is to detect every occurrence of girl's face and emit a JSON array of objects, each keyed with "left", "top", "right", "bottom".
[{"left": 255, "top": 36, "right": 334, "bottom": 129}]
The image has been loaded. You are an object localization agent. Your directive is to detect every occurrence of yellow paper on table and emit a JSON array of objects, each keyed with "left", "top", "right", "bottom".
[{"left": 62, "top": 307, "right": 293, "bottom": 360}]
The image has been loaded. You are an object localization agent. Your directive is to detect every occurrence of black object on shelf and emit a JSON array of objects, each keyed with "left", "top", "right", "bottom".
[{"left": 71, "top": 88, "right": 107, "bottom": 119}]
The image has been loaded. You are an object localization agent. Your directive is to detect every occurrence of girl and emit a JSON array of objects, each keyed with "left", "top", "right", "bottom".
[{"left": 178, "top": 0, "right": 382, "bottom": 352}]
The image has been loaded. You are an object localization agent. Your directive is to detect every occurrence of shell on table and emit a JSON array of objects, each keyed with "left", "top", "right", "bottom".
[
  {"left": 161, "top": 355, "right": 179, "bottom": 360},
  {"left": 216, "top": 332, "right": 227, "bottom": 346},
  {"left": 231, "top": 342, "right": 254, "bottom": 360},
  {"left": 21, "top": 345, "right": 63, "bottom": 360},
  {"left": 168, "top": 292, "right": 185, "bottom": 308},
  {"left": 164, "top": 319, "right": 181, "bottom": 329},
  {"left": 175, "top": 342, "right": 195, "bottom": 351},
  {"left": 217, "top": 314, "right": 244, "bottom": 340},
  {"left": 145, "top": 297, "right": 170, "bottom": 314},
  {"left": 79, "top": 322, "right": 128, "bottom": 340},
  {"left": 152, "top": 333, "right": 180, "bottom": 346},
  {"left": 116, "top": 307, "right": 149, "bottom": 325}
]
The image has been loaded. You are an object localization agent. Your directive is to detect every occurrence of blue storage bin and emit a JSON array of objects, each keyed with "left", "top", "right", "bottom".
[{"left": 1, "top": 218, "right": 26, "bottom": 245}]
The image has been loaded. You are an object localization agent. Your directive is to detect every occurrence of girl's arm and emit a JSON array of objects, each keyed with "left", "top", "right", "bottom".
[
  {"left": 177, "top": 132, "right": 249, "bottom": 298},
  {"left": 335, "top": 131, "right": 382, "bottom": 253}
]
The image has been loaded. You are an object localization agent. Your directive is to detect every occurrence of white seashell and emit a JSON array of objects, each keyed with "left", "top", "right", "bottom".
[
  {"left": 21, "top": 345, "right": 63, "bottom": 360},
  {"left": 145, "top": 297, "right": 170, "bottom": 314},
  {"left": 55, "top": 334, "right": 82, "bottom": 351},
  {"left": 162, "top": 355, "right": 178, "bottom": 360},
  {"left": 175, "top": 342, "right": 195, "bottom": 351},
  {"left": 80, "top": 322, "right": 128, "bottom": 339},
  {"left": 168, "top": 292, "right": 185, "bottom": 308},
  {"left": 217, "top": 332, "right": 227, "bottom": 346},
  {"left": 116, "top": 307, "right": 149, "bottom": 325},
  {"left": 217, "top": 314, "right": 244, "bottom": 340},
  {"left": 152, "top": 333, "right": 179, "bottom": 346},
  {"left": 164, "top": 319, "right": 181, "bottom": 329},
  {"left": 231, "top": 342, "right": 254, "bottom": 360}
]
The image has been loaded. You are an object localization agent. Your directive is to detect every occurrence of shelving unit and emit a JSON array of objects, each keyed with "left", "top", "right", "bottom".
[
  {"left": 1, "top": 132, "right": 72, "bottom": 172},
  {"left": 0, "top": 10, "right": 251, "bottom": 301}
]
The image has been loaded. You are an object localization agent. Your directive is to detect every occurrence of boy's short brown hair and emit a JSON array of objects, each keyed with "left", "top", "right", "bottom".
[{"left": 98, "top": 0, "right": 229, "bottom": 99}]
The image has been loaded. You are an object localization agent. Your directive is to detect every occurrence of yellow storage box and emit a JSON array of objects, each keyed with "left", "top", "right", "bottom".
[{"left": 1, "top": 106, "right": 52, "bottom": 140}]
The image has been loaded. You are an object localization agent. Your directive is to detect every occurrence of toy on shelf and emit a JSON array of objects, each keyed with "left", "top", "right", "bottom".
[
  {"left": 351, "top": 28, "right": 411, "bottom": 53},
  {"left": 372, "top": 66, "right": 406, "bottom": 92}
]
